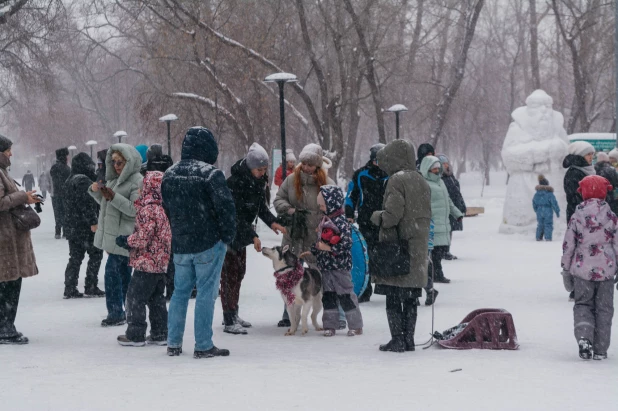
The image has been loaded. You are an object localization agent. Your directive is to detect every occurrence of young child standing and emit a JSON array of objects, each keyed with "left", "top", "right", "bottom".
[
  {"left": 302, "top": 185, "right": 363, "bottom": 336},
  {"left": 115, "top": 171, "right": 172, "bottom": 346},
  {"left": 532, "top": 174, "right": 560, "bottom": 241},
  {"left": 561, "top": 175, "right": 616, "bottom": 360}
]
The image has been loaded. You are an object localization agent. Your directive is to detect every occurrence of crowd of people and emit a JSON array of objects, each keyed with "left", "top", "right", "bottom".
[{"left": 6, "top": 128, "right": 612, "bottom": 361}]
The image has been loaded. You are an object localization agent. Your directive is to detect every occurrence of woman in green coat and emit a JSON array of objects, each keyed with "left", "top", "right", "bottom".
[
  {"left": 420, "top": 156, "right": 464, "bottom": 284},
  {"left": 370, "top": 140, "right": 432, "bottom": 353},
  {"left": 89, "top": 144, "right": 143, "bottom": 327}
]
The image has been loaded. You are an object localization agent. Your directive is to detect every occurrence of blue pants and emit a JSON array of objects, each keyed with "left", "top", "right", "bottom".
[
  {"left": 104, "top": 254, "right": 132, "bottom": 320},
  {"left": 168, "top": 241, "right": 226, "bottom": 351},
  {"left": 536, "top": 215, "right": 553, "bottom": 241}
]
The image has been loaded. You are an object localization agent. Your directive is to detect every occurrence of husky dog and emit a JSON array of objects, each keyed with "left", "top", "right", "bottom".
[{"left": 262, "top": 245, "right": 323, "bottom": 335}]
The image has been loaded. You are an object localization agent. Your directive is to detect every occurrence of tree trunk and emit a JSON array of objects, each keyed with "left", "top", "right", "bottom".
[{"left": 529, "top": 0, "right": 541, "bottom": 89}]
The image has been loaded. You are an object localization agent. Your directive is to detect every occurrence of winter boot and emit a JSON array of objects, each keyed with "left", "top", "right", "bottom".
[
  {"left": 223, "top": 312, "right": 247, "bottom": 335},
  {"left": 146, "top": 335, "right": 167, "bottom": 346},
  {"left": 277, "top": 319, "right": 291, "bottom": 328},
  {"left": 0, "top": 332, "right": 29, "bottom": 345},
  {"left": 403, "top": 301, "right": 417, "bottom": 351},
  {"left": 63, "top": 288, "right": 84, "bottom": 299},
  {"left": 194, "top": 346, "right": 230, "bottom": 359},
  {"left": 379, "top": 307, "right": 405, "bottom": 353},
  {"left": 434, "top": 271, "right": 451, "bottom": 284},
  {"left": 101, "top": 316, "right": 126, "bottom": 327},
  {"left": 347, "top": 329, "right": 363, "bottom": 336},
  {"left": 424, "top": 289, "right": 438, "bottom": 306},
  {"left": 444, "top": 252, "right": 458, "bottom": 260},
  {"left": 593, "top": 352, "right": 607, "bottom": 360},
  {"left": 167, "top": 347, "right": 182, "bottom": 356},
  {"left": 337, "top": 320, "right": 347, "bottom": 330},
  {"left": 578, "top": 338, "right": 592, "bottom": 360},
  {"left": 323, "top": 329, "right": 336, "bottom": 337},
  {"left": 55, "top": 233, "right": 61, "bottom": 240},
  {"left": 84, "top": 287, "right": 105, "bottom": 298},
  {"left": 235, "top": 313, "right": 252, "bottom": 328},
  {"left": 117, "top": 335, "right": 146, "bottom": 347}
]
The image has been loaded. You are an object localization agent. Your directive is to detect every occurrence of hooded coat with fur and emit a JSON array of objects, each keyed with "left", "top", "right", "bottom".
[
  {"left": 89, "top": 143, "right": 143, "bottom": 256},
  {"left": 127, "top": 171, "right": 171, "bottom": 273},
  {"left": 532, "top": 184, "right": 560, "bottom": 221},
  {"left": 0, "top": 152, "right": 38, "bottom": 282},
  {"left": 370, "top": 140, "right": 432, "bottom": 289},
  {"left": 420, "top": 156, "right": 464, "bottom": 247}
]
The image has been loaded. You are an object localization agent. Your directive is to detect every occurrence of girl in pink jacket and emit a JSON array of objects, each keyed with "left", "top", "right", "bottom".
[
  {"left": 561, "top": 175, "right": 616, "bottom": 360},
  {"left": 115, "top": 171, "right": 172, "bottom": 346}
]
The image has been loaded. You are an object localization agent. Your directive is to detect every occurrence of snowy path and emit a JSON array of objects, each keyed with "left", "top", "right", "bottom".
[{"left": 1, "top": 175, "right": 616, "bottom": 410}]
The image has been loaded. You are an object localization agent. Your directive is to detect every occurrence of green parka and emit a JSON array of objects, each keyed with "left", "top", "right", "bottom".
[
  {"left": 89, "top": 144, "right": 143, "bottom": 257},
  {"left": 420, "top": 156, "right": 464, "bottom": 246},
  {"left": 370, "top": 140, "right": 432, "bottom": 289}
]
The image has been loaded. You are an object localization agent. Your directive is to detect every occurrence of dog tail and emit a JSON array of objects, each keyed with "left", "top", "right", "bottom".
[{"left": 307, "top": 268, "right": 322, "bottom": 296}]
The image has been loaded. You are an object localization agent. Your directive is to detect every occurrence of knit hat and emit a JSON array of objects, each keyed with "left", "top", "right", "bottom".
[
  {"left": 246, "top": 142, "right": 269, "bottom": 169},
  {"left": 568, "top": 141, "right": 595, "bottom": 157},
  {"left": 437, "top": 153, "right": 449, "bottom": 164},
  {"left": 578, "top": 175, "right": 612, "bottom": 200},
  {"left": 299, "top": 143, "right": 323, "bottom": 168},
  {"left": 430, "top": 160, "right": 441, "bottom": 170},
  {"left": 609, "top": 148, "right": 618, "bottom": 161},
  {"left": 55, "top": 147, "right": 69, "bottom": 160},
  {"left": 596, "top": 152, "right": 610, "bottom": 163},
  {"left": 370, "top": 143, "right": 385, "bottom": 161},
  {"left": 146, "top": 144, "right": 164, "bottom": 162},
  {"left": 285, "top": 149, "right": 296, "bottom": 163},
  {"left": 538, "top": 174, "right": 549, "bottom": 186},
  {"left": 0, "top": 134, "right": 13, "bottom": 152},
  {"left": 135, "top": 144, "right": 148, "bottom": 163}
]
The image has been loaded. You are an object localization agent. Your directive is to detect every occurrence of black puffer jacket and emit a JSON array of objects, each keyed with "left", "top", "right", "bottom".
[
  {"left": 50, "top": 148, "right": 70, "bottom": 197},
  {"left": 442, "top": 174, "right": 466, "bottom": 231},
  {"left": 594, "top": 160, "right": 618, "bottom": 214},
  {"left": 161, "top": 127, "right": 236, "bottom": 254},
  {"left": 563, "top": 154, "right": 593, "bottom": 223},
  {"left": 63, "top": 153, "right": 99, "bottom": 240},
  {"left": 227, "top": 159, "right": 277, "bottom": 251}
]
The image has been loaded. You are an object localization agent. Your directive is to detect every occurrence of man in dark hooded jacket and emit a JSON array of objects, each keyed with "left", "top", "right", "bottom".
[
  {"left": 345, "top": 143, "right": 388, "bottom": 302},
  {"left": 162, "top": 126, "right": 236, "bottom": 358},
  {"left": 62, "top": 153, "right": 105, "bottom": 299},
  {"left": 50, "top": 147, "right": 71, "bottom": 239},
  {"left": 563, "top": 141, "right": 595, "bottom": 224},
  {"left": 22, "top": 170, "right": 35, "bottom": 192},
  {"left": 594, "top": 152, "right": 618, "bottom": 214}
]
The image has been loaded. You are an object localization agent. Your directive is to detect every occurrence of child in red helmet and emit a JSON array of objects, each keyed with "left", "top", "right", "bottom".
[{"left": 561, "top": 175, "right": 617, "bottom": 360}]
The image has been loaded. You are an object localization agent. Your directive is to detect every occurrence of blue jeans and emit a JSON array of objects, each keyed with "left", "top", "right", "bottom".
[
  {"left": 168, "top": 241, "right": 226, "bottom": 351},
  {"left": 104, "top": 254, "right": 132, "bottom": 320}
]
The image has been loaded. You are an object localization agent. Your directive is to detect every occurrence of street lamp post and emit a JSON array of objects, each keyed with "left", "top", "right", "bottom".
[
  {"left": 86, "top": 140, "right": 98, "bottom": 158},
  {"left": 113, "top": 130, "right": 128, "bottom": 144},
  {"left": 385, "top": 104, "right": 409, "bottom": 140},
  {"left": 264, "top": 72, "right": 298, "bottom": 181},
  {"left": 68, "top": 145, "right": 77, "bottom": 161},
  {"left": 159, "top": 114, "right": 179, "bottom": 157}
]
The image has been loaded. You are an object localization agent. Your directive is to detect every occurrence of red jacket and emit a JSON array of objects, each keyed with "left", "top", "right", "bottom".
[
  {"left": 128, "top": 171, "right": 172, "bottom": 273},
  {"left": 274, "top": 165, "right": 293, "bottom": 187}
]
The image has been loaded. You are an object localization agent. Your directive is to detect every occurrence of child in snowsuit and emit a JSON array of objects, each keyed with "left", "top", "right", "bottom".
[
  {"left": 304, "top": 185, "right": 364, "bottom": 336},
  {"left": 115, "top": 171, "right": 172, "bottom": 346},
  {"left": 532, "top": 175, "right": 560, "bottom": 241},
  {"left": 561, "top": 175, "right": 616, "bottom": 360}
]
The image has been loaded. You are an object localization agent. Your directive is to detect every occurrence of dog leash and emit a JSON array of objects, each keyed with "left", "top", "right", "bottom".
[{"left": 419, "top": 252, "right": 437, "bottom": 349}]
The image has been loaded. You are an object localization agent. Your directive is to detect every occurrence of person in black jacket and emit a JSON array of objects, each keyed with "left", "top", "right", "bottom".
[
  {"left": 438, "top": 154, "right": 466, "bottom": 260},
  {"left": 161, "top": 126, "right": 236, "bottom": 358},
  {"left": 563, "top": 141, "right": 596, "bottom": 224},
  {"left": 95, "top": 149, "right": 107, "bottom": 185},
  {"left": 594, "top": 152, "right": 618, "bottom": 214},
  {"left": 50, "top": 148, "right": 71, "bottom": 239},
  {"left": 21, "top": 170, "right": 35, "bottom": 192},
  {"left": 221, "top": 143, "right": 287, "bottom": 334},
  {"left": 345, "top": 143, "right": 388, "bottom": 302},
  {"left": 62, "top": 153, "right": 105, "bottom": 299},
  {"left": 416, "top": 143, "right": 435, "bottom": 170}
]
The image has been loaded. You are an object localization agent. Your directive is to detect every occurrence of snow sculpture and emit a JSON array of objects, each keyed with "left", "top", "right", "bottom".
[{"left": 500, "top": 90, "right": 569, "bottom": 233}]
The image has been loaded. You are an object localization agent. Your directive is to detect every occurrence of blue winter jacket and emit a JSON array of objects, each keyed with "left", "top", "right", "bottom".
[
  {"left": 161, "top": 127, "right": 236, "bottom": 254},
  {"left": 532, "top": 185, "right": 560, "bottom": 220}
]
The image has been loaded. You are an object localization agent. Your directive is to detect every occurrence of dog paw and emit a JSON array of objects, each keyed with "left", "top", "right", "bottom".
[
  {"left": 315, "top": 327, "right": 324, "bottom": 331},
  {"left": 302, "top": 328, "right": 308, "bottom": 335},
  {"left": 285, "top": 330, "right": 296, "bottom": 336}
]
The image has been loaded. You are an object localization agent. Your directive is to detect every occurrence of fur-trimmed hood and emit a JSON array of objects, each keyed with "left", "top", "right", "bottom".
[{"left": 535, "top": 185, "right": 554, "bottom": 192}]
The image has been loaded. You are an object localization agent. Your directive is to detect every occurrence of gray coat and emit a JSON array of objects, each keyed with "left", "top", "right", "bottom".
[
  {"left": 89, "top": 144, "right": 143, "bottom": 257},
  {"left": 274, "top": 170, "right": 335, "bottom": 260},
  {"left": 0, "top": 153, "right": 38, "bottom": 282},
  {"left": 370, "top": 140, "right": 432, "bottom": 289}
]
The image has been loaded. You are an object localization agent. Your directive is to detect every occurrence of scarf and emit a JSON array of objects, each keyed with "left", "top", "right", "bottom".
[
  {"left": 572, "top": 165, "right": 596, "bottom": 177},
  {"left": 274, "top": 262, "right": 305, "bottom": 306}
]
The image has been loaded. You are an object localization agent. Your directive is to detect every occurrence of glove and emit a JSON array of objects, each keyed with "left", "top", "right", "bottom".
[
  {"left": 115, "top": 235, "right": 130, "bottom": 250},
  {"left": 561, "top": 270, "right": 574, "bottom": 292}
]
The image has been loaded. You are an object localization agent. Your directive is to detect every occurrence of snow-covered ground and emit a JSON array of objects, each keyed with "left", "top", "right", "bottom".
[{"left": 1, "top": 172, "right": 616, "bottom": 410}]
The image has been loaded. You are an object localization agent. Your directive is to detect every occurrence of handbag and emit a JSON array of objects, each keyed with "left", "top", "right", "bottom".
[
  {"left": 10, "top": 204, "right": 41, "bottom": 231},
  {"left": 369, "top": 239, "right": 410, "bottom": 277}
]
